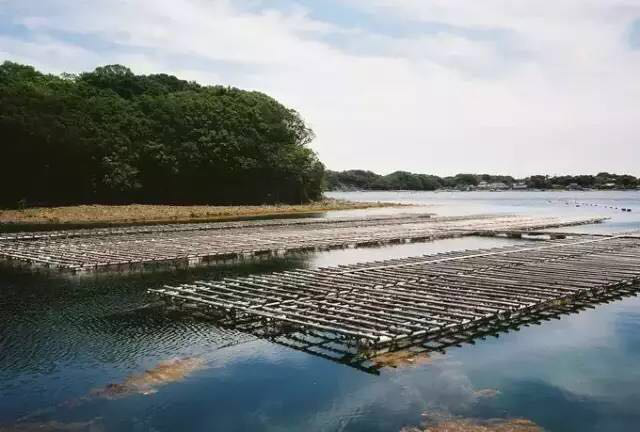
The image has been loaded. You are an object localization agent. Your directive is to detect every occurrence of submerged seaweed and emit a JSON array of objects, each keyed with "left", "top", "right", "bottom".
[
  {"left": 419, "top": 417, "right": 543, "bottom": 432},
  {"left": 91, "top": 357, "right": 206, "bottom": 399},
  {"left": 370, "top": 350, "right": 434, "bottom": 369},
  {"left": 12, "top": 357, "right": 207, "bottom": 427},
  {"left": 403, "top": 409, "right": 544, "bottom": 432},
  {"left": 0, "top": 419, "right": 102, "bottom": 432},
  {"left": 473, "top": 389, "right": 501, "bottom": 399}
]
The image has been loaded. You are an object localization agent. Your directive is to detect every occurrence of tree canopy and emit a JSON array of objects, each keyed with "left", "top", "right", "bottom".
[{"left": 0, "top": 61, "right": 324, "bottom": 207}]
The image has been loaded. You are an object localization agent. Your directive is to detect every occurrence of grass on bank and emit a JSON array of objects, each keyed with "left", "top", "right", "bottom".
[{"left": 0, "top": 199, "right": 403, "bottom": 228}]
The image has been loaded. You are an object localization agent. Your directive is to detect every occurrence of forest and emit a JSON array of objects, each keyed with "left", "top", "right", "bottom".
[{"left": 0, "top": 62, "right": 324, "bottom": 208}]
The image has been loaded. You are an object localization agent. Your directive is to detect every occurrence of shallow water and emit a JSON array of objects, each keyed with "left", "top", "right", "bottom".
[
  {"left": 326, "top": 190, "right": 640, "bottom": 232},
  {"left": 1, "top": 191, "right": 640, "bottom": 431}
]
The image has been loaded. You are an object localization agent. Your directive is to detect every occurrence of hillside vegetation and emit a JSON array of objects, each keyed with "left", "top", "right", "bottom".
[
  {"left": 326, "top": 170, "right": 639, "bottom": 191},
  {"left": 0, "top": 62, "right": 324, "bottom": 208}
]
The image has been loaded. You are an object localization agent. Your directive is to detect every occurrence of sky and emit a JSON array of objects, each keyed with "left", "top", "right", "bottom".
[{"left": 1, "top": 0, "right": 640, "bottom": 177}]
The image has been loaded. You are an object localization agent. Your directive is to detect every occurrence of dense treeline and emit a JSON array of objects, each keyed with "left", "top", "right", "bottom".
[
  {"left": 325, "top": 170, "right": 513, "bottom": 190},
  {"left": 326, "top": 170, "right": 639, "bottom": 191},
  {"left": 524, "top": 173, "right": 638, "bottom": 189},
  {"left": 0, "top": 61, "right": 324, "bottom": 207}
]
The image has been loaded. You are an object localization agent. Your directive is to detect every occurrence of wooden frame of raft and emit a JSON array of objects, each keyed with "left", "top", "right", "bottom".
[
  {"left": 0, "top": 213, "right": 605, "bottom": 272},
  {"left": 151, "top": 235, "right": 640, "bottom": 356}
]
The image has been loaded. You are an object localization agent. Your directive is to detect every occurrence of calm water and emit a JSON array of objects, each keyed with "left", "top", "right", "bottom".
[{"left": 1, "top": 191, "right": 640, "bottom": 431}]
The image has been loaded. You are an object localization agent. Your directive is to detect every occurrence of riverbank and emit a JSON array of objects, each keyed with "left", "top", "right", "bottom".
[{"left": 0, "top": 199, "right": 401, "bottom": 230}]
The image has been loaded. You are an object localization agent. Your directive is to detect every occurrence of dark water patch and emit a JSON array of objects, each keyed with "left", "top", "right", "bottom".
[
  {"left": 473, "top": 379, "right": 601, "bottom": 431},
  {"left": 613, "top": 310, "right": 640, "bottom": 356},
  {"left": 467, "top": 379, "right": 640, "bottom": 431},
  {"left": 0, "top": 256, "right": 306, "bottom": 422}
]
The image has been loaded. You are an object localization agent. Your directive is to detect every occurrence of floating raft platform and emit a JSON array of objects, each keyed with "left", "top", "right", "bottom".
[
  {"left": 0, "top": 212, "right": 436, "bottom": 241},
  {"left": 172, "top": 282, "right": 639, "bottom": 374},
  {"left": 0, "top": 213, "right": 603, "bottom": 272},
  {"left": 151, "top": 233, "right": 640, "bottom": 369}
]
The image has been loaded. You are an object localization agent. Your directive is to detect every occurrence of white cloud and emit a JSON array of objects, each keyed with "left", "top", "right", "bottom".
[
  {"left": 0, "top": 35, "right": 101, "bottom": 73},
  {"left": 2, "top": 0, "right": 640, "bottom": 176}
]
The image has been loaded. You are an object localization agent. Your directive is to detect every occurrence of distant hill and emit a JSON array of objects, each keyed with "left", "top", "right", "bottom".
[{"left": 325, "top": 170, "right": 639, "bottom": 191}]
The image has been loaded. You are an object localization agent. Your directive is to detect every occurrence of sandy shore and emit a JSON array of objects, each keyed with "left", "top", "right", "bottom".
[{"left": 0, "top": 199, "right": 402, "bottom": 229}]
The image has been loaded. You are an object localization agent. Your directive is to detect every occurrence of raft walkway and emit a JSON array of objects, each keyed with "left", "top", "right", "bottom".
[
  {"left": 152, "top": 234, "right": 640, "bottom": 359},
  {"left": 0, "top": 213, "right": 602, "bottom": 272}
]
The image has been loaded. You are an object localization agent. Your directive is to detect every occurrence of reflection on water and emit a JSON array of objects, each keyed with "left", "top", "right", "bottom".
[{"left": 1, "top": 191, "right": 640, "bottom": 431}]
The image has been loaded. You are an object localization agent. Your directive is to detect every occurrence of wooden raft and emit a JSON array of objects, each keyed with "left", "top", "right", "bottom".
[
  {"left": 152, "top": 235, "right": 640, "bottom": 355},
  {"left": 0, "top": 212, "right": 436, "bottom": 241},
  {"left": 0, "top": 213, "right": 604, "bottom": 272}
]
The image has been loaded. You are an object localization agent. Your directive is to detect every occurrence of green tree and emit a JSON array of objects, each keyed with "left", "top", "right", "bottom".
[{"left": 0, "top": 61, "right": 324, "bottom": 207}]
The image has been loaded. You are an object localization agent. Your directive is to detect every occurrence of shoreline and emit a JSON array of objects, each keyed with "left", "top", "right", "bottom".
[{"left": 0, "top": 199, "right": 404, "bottom": 232}]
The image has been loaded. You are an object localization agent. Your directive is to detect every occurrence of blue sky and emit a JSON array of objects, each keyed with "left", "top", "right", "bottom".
[{"left": 2, "top": 0, "right": 640, "bottom": 176}]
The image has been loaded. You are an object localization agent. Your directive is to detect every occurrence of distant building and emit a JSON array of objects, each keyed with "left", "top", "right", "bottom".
[
  {"left": 512, "top": 182, "right": 528, "bottom": 190},
  {"left": 566, "top": 183, "right": 583, "bottom": 190},
  {"left": 477, "top": 181, "right": 508, "bottom": 191},
  {"left": 488, "top": 182, "right": 508, "bottom": 190}
]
